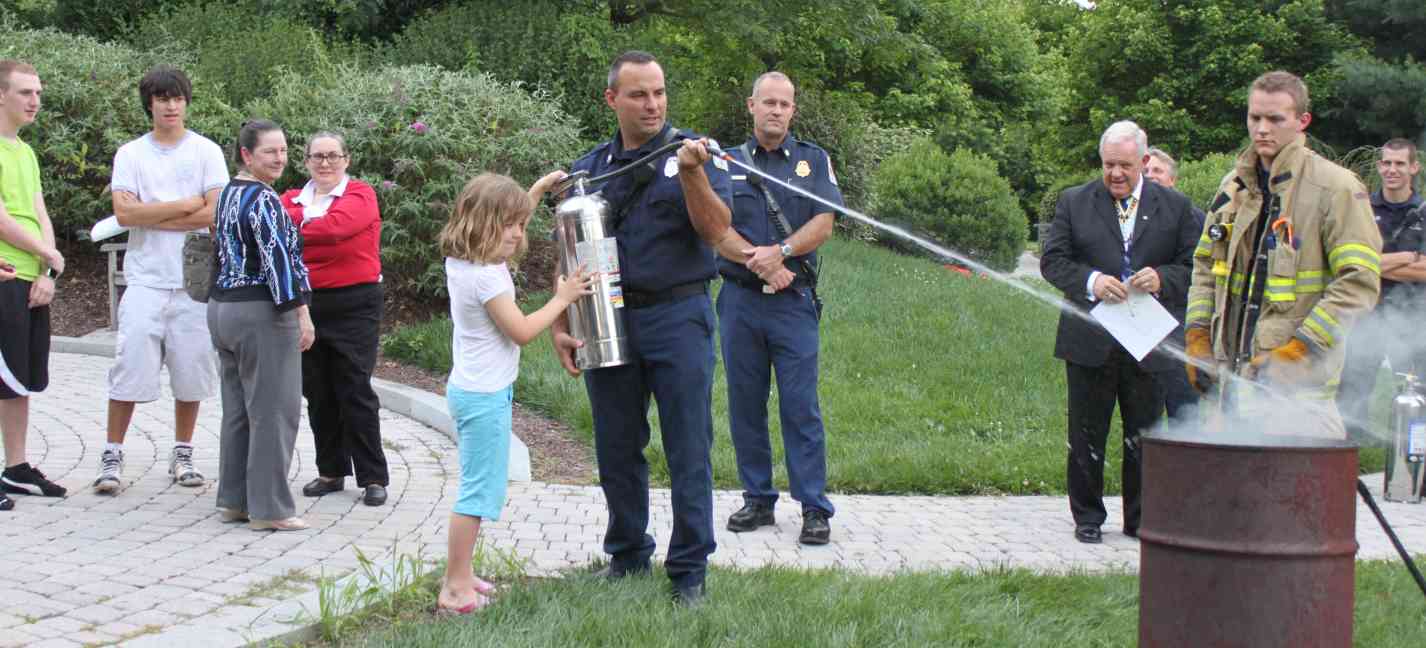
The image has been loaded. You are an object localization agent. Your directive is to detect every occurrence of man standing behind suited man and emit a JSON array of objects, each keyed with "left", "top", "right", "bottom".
[
  {"left": 1144, "top": 146, "right": 1206, "bottom": 421},
  {"left": 1040, "top": 121, "right": 1199, "bottom": 544}
]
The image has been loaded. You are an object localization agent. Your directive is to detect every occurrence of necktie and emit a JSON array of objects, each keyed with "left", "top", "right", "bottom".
[{"left": 1117, "top": 197, "right": 1134, "bottom": 280}]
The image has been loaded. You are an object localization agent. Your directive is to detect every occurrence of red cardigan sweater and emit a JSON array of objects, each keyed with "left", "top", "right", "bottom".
[{"left": 281, "top": 178, "right": 382, "bottom": 290}]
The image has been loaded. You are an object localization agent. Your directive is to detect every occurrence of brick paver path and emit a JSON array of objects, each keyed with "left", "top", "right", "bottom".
[{"left": 4, "top": 352, "right": 1426, "bottom": 646}]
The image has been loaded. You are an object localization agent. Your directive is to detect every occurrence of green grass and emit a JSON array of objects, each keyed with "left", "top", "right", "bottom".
[
  {"left": 387, "top": 236, "right": 1070, "bottom": 495},
  {"left": 385, "top": 235, "right": 1394, "bottom": 494},
  {"left": 308, "top": 560, "right": 1426, "bottom": 648}
]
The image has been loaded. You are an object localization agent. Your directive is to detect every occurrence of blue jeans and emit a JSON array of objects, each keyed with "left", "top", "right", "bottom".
[
  {"left": 717, "top": 281, "right": 833, "bottom": 516},
  {"left": 584, "top": 293, "right": 716, "bottom": 588}
]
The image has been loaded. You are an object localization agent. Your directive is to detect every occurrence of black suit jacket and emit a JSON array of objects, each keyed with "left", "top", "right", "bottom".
[{"left": 1039, "top": 179, "right": 1200, "bottom": 373}]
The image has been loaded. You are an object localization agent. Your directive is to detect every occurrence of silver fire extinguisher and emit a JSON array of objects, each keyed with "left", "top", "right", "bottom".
[
  {"left": 553, "top": 179, "right": 629, "bottom": 370},
  {"left": 1385, "top": 372, "right": 1426, "bottom": 503}
]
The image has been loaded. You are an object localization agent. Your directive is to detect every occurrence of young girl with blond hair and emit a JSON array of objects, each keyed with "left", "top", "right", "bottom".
[{"left": 436, "top": 171, "right": 592, "bottom": 614}]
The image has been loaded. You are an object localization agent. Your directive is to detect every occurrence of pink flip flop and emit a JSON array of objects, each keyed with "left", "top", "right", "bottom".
[
  {"left": 474, "top": 578, "right": 497, "bottom": 595},
  {"left": 435, "top": 592, "right": 489, "bottom": 617}
]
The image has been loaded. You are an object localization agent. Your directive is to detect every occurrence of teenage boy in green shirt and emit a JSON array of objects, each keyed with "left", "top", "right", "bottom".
[{"left": 0, "top": 59, "right": 68, "bottom": 510}]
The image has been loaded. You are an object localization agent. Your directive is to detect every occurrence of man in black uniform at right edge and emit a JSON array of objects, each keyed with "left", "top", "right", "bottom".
[{"left": 1336, "top": 138, "right": 1426, "bottom": 437}]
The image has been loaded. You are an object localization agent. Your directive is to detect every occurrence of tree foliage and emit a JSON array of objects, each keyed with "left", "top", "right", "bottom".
[{"left": 1058, "top": 0, "right": 1363, "bottom": 168}]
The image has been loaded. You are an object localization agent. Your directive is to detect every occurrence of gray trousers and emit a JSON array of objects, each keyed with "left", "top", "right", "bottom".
[{"left": 208, "top": 300, "right": 302, "bottom": 520}]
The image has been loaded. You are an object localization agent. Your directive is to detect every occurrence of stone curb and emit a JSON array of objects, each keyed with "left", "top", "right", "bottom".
[{"left": 50, "top": 334, "right": 532, "bottom": 482}]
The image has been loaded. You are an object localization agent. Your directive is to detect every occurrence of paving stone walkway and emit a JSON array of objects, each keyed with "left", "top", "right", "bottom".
[{"left": 4, "top": 351, "right": 1426, "bottom": 647}]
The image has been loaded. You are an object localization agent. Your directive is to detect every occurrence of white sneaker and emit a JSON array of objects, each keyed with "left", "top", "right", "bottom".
[
  {"left": 93, "top": 448, "right": 124, "bottom": 494},
  {"left": 169, "top": 446, "right": 205, "bottom": 487}
]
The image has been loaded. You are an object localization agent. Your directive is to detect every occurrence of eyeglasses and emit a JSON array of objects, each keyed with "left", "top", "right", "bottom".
[{"left": 307, "top": 153, "right": 347, "bottom": 164}]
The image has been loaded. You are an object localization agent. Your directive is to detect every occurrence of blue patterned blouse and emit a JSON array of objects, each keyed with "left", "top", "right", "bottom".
[{"left": 211, "top": 178, "right": 311, "bottom": 311}]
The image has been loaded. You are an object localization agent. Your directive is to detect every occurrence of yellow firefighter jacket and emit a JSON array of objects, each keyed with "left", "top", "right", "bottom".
[{"left": 1185, "top": 134, "right": 1381, "bottom": 404}]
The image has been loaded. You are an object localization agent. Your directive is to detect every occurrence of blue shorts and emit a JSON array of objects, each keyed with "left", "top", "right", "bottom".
[{"left": 447, "top": 383, "right": 513, "bottom": 520}]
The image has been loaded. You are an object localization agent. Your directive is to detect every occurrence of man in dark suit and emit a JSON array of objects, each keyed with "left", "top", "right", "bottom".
[
  {"left": 1040, "top": 121, "right": 1199, "bottom": 544},
  {"left": 1145, "top": 146, "right": 1207, "bottom": 422}
]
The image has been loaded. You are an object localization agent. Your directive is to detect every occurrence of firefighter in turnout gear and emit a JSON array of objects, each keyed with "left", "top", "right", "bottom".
[{"left": 1184, "top": 71, "right": 1381, "bottom": 439}]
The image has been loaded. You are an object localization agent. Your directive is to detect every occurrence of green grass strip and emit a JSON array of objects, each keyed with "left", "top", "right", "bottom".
[{"left": 320, "top": 559, "right": 1426, "bottom": 647}]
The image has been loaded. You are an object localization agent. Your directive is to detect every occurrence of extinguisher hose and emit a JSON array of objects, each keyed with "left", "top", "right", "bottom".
[
  {"left": 556, "top": 140, "right": 688, "bottom": 195},
  {"left": 1357, "top": 478, "right": 1426, "bottom": 601}
]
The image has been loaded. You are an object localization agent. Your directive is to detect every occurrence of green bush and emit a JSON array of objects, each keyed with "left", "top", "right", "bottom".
[
  {"left": 135, "top": 3, "right": 331, "bottom": 108},
  {"left": 385, "top": 0, "right": 627, "bottom": 141},
  {"left": 868, "top": 140, "right": 1025, "bottom": 272},
  {"left": 246, "top": 62, "right": 586, "bottom": 296},
  {"left": 0, "top": 19, "right": 241, "bottom": 240},
  {"left": 1035, "top": 169, "right": 1100, "bottom": 225},
  {"left": 49, "top": 0, "right": 181, "bottom": 41},
  {"left": 1175, "top": 152, "right": 1238, "bottom": 212},
  {"left": 786, "top": 91, "right": 929, "bottom": 214}
]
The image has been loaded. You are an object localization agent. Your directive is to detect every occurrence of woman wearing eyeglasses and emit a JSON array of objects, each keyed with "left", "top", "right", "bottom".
[{"left": 280, "top": 131, "right": 390, "bottom": 507}]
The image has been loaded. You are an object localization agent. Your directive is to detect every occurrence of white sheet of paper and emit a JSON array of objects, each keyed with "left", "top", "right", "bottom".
[{"left": 1089, "top": 290, "right": 1178, "bottom": 361}]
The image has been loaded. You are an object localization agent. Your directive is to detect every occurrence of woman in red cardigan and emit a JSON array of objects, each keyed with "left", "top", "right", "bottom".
[{"left": 281, "top": 131, "right": 389, "bottom": 507}]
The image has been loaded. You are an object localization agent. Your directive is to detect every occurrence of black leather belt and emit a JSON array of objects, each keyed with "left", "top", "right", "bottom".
[
  {"left": 624, "top": 281, "right": 707, "bottom": 309},
  {"left": 720, "top": 273, "right": 802, "bottom": 294}
]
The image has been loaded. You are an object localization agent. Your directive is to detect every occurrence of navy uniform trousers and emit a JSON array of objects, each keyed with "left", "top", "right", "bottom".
[
  {"left": 717, "top": 281, "right": 834, "bottom": 516},
  {"left": 584, "top": 292, "right": 716, "bottom": 588}
]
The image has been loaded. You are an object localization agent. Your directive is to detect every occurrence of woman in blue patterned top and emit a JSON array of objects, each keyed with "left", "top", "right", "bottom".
[{"left": 208, "top": 119, "right": 315, "bottom": 532}]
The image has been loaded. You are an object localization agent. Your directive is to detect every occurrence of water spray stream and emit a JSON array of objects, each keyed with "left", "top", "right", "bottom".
[{"left": 705, "top": 142, "right": 1340, "bottom": 429}]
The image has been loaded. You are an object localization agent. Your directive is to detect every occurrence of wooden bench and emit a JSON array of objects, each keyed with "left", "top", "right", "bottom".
[{"left": 100, "top": 242, "right": 127, "bottom": 330}]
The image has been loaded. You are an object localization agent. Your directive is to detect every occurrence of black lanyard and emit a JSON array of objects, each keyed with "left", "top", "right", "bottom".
[{"left": 739, "top": 142, "right": 824, "bottom": 319}]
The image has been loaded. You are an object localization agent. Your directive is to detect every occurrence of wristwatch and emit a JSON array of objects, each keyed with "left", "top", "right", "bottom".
[{"left": 779, "top": 242, "right": 794, "bottom": 257}]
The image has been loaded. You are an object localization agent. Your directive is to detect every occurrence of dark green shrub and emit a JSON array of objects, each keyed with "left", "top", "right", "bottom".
[
  {"left": 247, "top": 62, "right": 586, "bottom": 296},
  {"left": 1035, "top": 169, "right": 1101, "bottom": 225},
  {"left": 868, "top": 140, "right": 1025, "bottom": 272},
  {"left": 385, "top": 0, "right": 628, "bottom": 140},
  {"left": 50, "top": 0, "right": 182, "bottom": 42},
  {"left": 135, "top": 3, "right": 331, "bottom": 108},
  {"left": 1175, "top": 152, "right": 1238, "bottom": 211},
  {"left": 0, "top": 20, "right": 241, "bottom": 240}
]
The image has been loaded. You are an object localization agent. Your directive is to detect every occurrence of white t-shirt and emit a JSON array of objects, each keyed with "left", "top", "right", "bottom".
[
  {"left": 446, "top": 257, "right": 519, "bottom": 392},
  {"left": 111, "top": 130, "right": 229, "bottom": 289}
]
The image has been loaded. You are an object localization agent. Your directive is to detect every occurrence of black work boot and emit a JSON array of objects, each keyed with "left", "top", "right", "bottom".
[
  {"left": 593, "top": 560, "right": 651, "bottom": 581},
  {"left": 799, "top": 509, "right": 831, "bottom": 545},
  {"left": 726, "top": 501, "right": 775, "bottom": 532}
]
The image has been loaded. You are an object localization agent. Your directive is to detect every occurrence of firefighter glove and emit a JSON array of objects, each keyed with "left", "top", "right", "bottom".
[
  {"left": 1249, "top": 337, "right": 1311, "bottom": 385},
  {"left": 1185, "top": 327, "right": 1215, "bottom": 394}
]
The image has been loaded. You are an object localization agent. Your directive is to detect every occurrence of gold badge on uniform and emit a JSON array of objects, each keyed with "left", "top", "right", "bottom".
[{"left": 795, "top": 160, "right": 811, "bottom": 177}]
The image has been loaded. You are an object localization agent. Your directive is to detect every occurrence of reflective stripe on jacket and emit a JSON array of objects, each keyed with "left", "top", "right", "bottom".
[{"left": 1185, "top": 134, "right": 1382, "bottom": 391}]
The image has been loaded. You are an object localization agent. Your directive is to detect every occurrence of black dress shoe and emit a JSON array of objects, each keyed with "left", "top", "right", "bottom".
[
  {"left": 726, "top": 502, "right": 775, "bottom": 532},
  {"left": 799, "top": 510, "right": 831, "bottom": 545},
  {"left": 1074, "top": 525, "right": 1103, "bottom": 544},
  {"left": 670, "top": 581, "right": 706, "bottom": 608},
  {"left": 362, "top": 484, "right": 387, "bottom": 506},
  {"left": 302, "top": 477, "right": 344, "bottom": 497},
  {"left": 593, "top": 560, "right": 651, "bottom": 580}
]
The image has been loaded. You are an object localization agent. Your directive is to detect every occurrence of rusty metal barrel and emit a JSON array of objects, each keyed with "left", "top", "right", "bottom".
[{"left": 1139, "top": 434, "right": 1358, "bottom": 648}]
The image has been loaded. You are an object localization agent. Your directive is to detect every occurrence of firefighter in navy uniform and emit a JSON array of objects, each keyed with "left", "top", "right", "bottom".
[
  {"left": 549, "top": 51, "right": 732, "bottom": 607},
  {"left": 696, "top": 72, "right": 842, "bottom": 546},
  {"left": 1337, "top": 138, "right": 1426, "bottom": 437}
]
